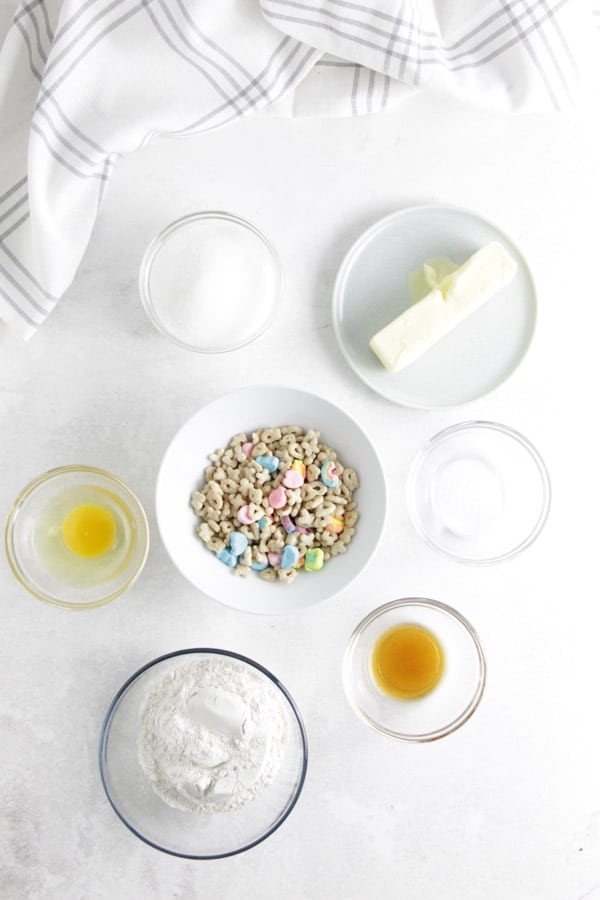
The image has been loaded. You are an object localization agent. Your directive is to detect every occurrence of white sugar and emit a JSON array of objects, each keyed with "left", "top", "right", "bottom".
[
  {"left": 431, "top": 456, "right": 503, "bottom": 537},
  {"left": 148, "top": 218, "right": 278, "bottom": 351}
]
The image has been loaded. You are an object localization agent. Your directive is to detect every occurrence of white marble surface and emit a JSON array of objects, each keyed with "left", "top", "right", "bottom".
[{"left": 2, "top": 19, "right": 600, "bottom": 899}]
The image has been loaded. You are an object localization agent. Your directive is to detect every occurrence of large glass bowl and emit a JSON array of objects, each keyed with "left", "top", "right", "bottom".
[
  {"left": 343, "top": 598, "right": 486, "bottom": 742},
  {"left": 99, "top": 649, "right": 308, "bottom": 858},
  {"left": 4, "top": 465, "right": 149, "bottom": 609}
]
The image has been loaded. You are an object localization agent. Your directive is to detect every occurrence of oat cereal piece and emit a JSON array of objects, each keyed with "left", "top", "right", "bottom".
[
  {"left": 285, "top": 488, "right": 302, "bottom": 508},
  {"left": 277, "top": 568, "right": 298, "bottom": 585},
  {"left": 306, "top": 464, "right": 320, "bottom": 482},
  {"left": 206, "top": 536, "right": 225, "bottom": 553},
  {"left": 304, "top": 495, "right": 324, "bottom": 511},
  {"left": 258, "top": 567, "right": 277, "bottom": 582},
  {"left": 342, "top": 468, "right": 359, "bottom": 491},
  {"left": 318, "top": 501, "right": 336, "bottom": 520},
  {"left": 191, "top": 491, "right": 205, "bottom": 511},
  {"left": 197, "top": 522, "right": 212, "bottom": 543},
  {"left": 252, "top": 548, "right": 268, "bottom": 565}
]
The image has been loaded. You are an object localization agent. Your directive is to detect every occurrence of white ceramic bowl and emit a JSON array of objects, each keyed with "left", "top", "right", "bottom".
[{"left": 156, "top": 386, "right": 387, "bottom": 614}]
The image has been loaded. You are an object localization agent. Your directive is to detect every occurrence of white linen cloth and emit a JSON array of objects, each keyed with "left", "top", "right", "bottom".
[{"left": 0, "top": 0, "right": 598, "bottom": 337}]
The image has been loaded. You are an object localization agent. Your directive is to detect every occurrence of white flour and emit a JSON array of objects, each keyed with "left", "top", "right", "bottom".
[{"left": 137, "top": 657, "right": 287, "bottom": 814}]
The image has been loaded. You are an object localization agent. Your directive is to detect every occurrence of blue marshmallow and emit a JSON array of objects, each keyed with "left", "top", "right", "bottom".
[
  {"left": 216, "top": 548, "right": 237, "bottom": 568},
  {"left": 281, "top": 544, "right": 300, "bottom": 570},
  {"left": 229, "top": 531, "right": 248, "bottom": 556},
  {"left": 256, "top": 455, "right": 279, "bottom": 473}
]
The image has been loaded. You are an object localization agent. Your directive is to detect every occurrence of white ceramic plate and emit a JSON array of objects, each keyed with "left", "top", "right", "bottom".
[
  {"left": 332, "top": 205, "right": 537, "bottom": 409},
  {"left": 156, "top": 386, "right": 387, "bottom": 614}
]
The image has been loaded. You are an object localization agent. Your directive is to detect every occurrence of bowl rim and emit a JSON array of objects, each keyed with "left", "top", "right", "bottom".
[
  {"left": 406, "top": 420, "right": 552, "bottom": 565},
  {"left": 138, "top": 210, "right": 283, "bottom": 354},
  {"left": 155, "top": 383, "right": 388, "bottom": 614},
  {"left": 4, "top": 464, "right": 150, "bottom": 610},
  {"left": 98, "top": 647, "right": 309, "bottom": 859},
  {"left": 331, "top": 202, "right": 538, "bottom": 410},
  {"left": 343, "top": 597, "right": 487, "bottom": 742}
]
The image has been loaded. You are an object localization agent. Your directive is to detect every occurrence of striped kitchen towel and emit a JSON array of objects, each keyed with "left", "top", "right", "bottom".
[{"left": 0, "top": 0, "right": 597, "bottom": 337}]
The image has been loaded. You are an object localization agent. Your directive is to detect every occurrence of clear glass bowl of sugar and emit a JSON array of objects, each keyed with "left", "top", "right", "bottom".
[
  {"left": 139, "top": 212, "right": 282, "bottom": 353},
  {"left": 407, "top": 421, "right": 551, "bottom": 565}
]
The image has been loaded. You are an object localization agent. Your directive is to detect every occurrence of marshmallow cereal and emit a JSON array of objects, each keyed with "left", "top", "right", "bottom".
[{"left": 191, "top": 426, "right": 359, "bottom": 585}]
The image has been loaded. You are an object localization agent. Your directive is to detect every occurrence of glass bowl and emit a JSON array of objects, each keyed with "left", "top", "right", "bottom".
[
  {"left": 139, "top": 211, "right": 282, "bottom": 353},
  {"left": 99, "top": 649, "right": 308, "bottom": 858},
  {"left": 343, "top": 598, "right": 486, "bottom": 742},
  {"left": 4, "top": 465, "right": 149, "bottom": 609},
  {"left": 407, "top": 421, "right": 551, "bottom": 565}
]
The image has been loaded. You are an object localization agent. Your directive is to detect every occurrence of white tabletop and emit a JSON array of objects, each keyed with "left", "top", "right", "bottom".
[{"left": 2, "top": 19, "right": 600, "bottom": 899}]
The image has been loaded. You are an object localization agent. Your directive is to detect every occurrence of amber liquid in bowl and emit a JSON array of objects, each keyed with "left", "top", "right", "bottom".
[{"left": 371, "top": 624, "right": 444, "bottom": 700}]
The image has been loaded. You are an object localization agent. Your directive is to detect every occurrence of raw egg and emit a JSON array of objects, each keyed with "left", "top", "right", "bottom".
[
  {"left": 35, "top": 485, "right": 134, "bottom": 587},
  {"left": 62, "top": 504, "right": 116, "bottom": 558}
]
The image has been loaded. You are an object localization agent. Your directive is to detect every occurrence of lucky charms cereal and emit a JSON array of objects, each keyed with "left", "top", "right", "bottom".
[{"left": 191, "top": 426, "right": 359, "bottom": 585}]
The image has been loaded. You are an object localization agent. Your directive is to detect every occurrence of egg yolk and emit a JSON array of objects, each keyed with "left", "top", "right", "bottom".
[{"left": 62, "top": 504, "right": 116, "bottom": 558}]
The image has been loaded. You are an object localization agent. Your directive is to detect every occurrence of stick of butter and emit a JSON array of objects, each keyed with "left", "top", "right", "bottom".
[
  {"left": 408, "top": 256, "right": 458, "bottom": 304},
  {"left": 369, "top": 241, "right": 518, "bottom": 374}
]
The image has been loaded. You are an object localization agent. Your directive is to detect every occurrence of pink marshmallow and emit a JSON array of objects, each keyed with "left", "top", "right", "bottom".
[
  {"left": 268, "top": 552, "right": 282, "bottom": 567},
  {"left": 268, "top": 486, "right": 287, "bottom": 509},
  {"left": 241, "top": 442, "right": 254, "bottom": 458},
  {"left": 237, "top": 504, "right": 257, "bottom": 525},
  {"left": 282, "top": 468, "right": 304, "bottom": 489}
]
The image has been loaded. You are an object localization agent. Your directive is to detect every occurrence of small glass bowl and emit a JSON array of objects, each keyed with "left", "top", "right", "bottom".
[
  {"left": 4, "top": 465, "right": 149, "bottom": 609},
  {"left": 139, "top": 211, "right": 282, "bottom": 353},
  {"left": 407, "top": 421, "right": 551, "bottom": 565},
  {"left": 343, "top": 598, "right": 486, "bottom": 742},
  {"left": 99, "top": 649, "right": 308, "bottom": 858}
]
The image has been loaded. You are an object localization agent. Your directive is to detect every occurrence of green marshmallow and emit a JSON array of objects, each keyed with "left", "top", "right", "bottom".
[{"left": 305, "top": 548, "right": 324, "bottom": 572}]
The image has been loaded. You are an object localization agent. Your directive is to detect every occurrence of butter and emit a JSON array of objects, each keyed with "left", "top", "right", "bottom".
[
  {"left": 369, "top": 241, "right": 518, "bottom": 374},
  {"left": 409, "top": 256, "right": 458, "bottom": 303}
]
